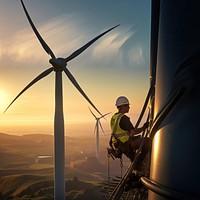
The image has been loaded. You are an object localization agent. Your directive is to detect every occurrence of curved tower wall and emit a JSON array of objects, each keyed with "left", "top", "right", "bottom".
[{"left": 149, "top": 1, "right": 200, "bottom": 199}]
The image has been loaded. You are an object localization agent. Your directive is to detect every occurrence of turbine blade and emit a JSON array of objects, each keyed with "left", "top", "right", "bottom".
[
  {"left": 20, "top": 0, "right": 55, "bottom": 59},
  {"left": 63, "top": 67, "right": 102, "bottom": 116},
  {"left": 99, "top": 121, "right": 106, "bottom": 135},
  {"left": 4, "top": 67, "right": 54, "bottom": 113},
  {"left": 65, "top": 24, "right": 120, "bottom": 62},
  {"left": 100, "top": 112, "right": 111, "bottom": 119},
  {"left": 88, "top": 107, "right": 97, "bottom": 119}
]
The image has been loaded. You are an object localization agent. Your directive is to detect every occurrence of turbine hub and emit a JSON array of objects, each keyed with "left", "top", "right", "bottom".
[{"left": 49, "top": 58, "right": 67, "bottom": 71}]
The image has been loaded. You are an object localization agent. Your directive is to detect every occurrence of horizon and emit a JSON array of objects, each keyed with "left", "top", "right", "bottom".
[{"left": 0, "top": 111, "right": 145, "bottom": 137}]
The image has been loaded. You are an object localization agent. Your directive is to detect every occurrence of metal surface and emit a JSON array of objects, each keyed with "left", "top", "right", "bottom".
[{"left": 149, "top": 1, "right": 200, "bottom": 199}]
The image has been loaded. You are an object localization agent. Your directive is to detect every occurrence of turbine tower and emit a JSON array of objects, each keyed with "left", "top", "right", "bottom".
[
  {"left": 4, "top": 1, "right": 119, "bottom": 200},
  {"left": 89, "top": 107, "right": 111, "bottom": 159}
]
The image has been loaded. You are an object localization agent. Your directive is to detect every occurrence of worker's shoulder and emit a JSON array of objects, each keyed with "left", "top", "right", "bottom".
[{"left": 121, "top": 114, "right": 130, "bottom": 121}]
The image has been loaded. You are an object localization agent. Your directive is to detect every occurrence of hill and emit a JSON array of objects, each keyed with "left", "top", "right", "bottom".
[
  {"left": 0, "top": 174, "right": 105, "bottom": 200},
  {"left": 0, "top": 132, "right": 129, "bottom": 199}
]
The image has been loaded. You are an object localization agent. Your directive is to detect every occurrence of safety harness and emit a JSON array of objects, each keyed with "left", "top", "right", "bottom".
[
  {"left": 108, "top": 113, "right": 130, "bottom": 160},
  {"left": 110, "top": 113, "right": 130, "bottom": 148}
]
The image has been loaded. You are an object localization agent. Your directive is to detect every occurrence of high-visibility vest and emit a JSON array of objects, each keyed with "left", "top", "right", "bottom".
[{"left": 110, "top": 113, "right": 130, "bottom": 143}]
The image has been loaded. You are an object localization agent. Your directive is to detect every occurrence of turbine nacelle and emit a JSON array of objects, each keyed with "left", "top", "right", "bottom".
[{"left": 49, "top": 58, "right": 67, "bottom": 71}]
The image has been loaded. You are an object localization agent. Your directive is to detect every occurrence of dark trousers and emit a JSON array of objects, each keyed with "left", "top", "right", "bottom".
[{"left": 118, "top": 136, "right": 151, "bottom": 169}]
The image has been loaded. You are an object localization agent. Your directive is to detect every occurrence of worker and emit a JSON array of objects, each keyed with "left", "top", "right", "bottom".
[{"left": 110, "top": 96, "right": 150, "bottom": 170}]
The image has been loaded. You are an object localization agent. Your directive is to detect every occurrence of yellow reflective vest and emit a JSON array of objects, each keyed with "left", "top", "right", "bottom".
[{"left": 110, "top": 113, "right": 130, "bottom": 143}]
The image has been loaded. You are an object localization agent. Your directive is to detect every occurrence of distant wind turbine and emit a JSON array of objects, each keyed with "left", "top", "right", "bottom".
[
  {"left": 89, "top": 107, "right": 111, "bottom": 160},
  {"left": 4, "top": 0, "right": 119, "bottom": 200}
]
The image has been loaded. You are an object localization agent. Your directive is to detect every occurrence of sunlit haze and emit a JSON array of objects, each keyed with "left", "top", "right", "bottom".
[{"left": 0, "top": 0, "right": 151, "bottom": 136}]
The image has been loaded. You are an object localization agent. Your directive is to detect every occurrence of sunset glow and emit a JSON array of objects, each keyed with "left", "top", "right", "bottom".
[
  {"left": 0, "top": 90, "right": 7, "bottom": 111},
  {"left": 0, "top": 0, "right": 151, "bottom": 136}
]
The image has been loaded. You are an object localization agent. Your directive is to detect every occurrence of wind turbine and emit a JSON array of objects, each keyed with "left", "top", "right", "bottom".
[
  {"left": 4, "top": 1, "right": 119, "bottom": 199},
  {"left": 89, "top": 107, "right": 111, "bottom": 160}
]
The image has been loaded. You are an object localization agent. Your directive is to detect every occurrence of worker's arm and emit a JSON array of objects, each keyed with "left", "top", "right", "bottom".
[
  {"left": 119, "top": 115, "right": 148, "bottom": 136},
  {"left": 130, "top": 122, "right": 148, "bottom": 136}
]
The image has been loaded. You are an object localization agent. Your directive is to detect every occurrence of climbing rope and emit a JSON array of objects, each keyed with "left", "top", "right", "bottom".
[
  {"left": 135, "top": 86, "right": 154, "bottom": 128},
  {"left": 107, "top": 151, "right": 111, "bottom": 194},
  {"left": 149, "top": 87, "right": 185, "bottom": 139},
  {"left": 107, "top": 152, "right": 110, "bottom": 180},
  {"left": 120, "top": 158, "right": 123, "bottom": 178}
]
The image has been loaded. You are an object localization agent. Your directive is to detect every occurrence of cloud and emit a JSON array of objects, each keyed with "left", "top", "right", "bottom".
[
  {"left": 1, "top": 25, "right": 46, "bottom": 65},
  {"left": 88, "top": 26, "right": 147, "bottom": 69},
  {"left": 128, "top": 45, "right": 145, "bottom": 65},
  {"left": 0, "top": 13, "right": 90, "bottom": 65},
  {"left": 91, "top": 26, "right": 134, "bottom": 66},
  {"left": 1, "top": 12, "right": 146, "bottom": 72},
  {"left": 117, "top": 31, "right": 148, "bottom": 69}
]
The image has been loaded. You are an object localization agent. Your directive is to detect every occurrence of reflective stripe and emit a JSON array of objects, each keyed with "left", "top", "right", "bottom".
[{"left": 114, "top": 131, "right": 129, "bottom": 137}]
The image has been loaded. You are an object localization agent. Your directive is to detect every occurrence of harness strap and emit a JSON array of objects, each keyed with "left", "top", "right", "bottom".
[{"left": 114, "top": 131, "right": 129, "bottom": 138}]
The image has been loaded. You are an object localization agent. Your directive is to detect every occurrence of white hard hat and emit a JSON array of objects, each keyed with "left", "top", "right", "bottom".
[{"left": 115, "top": 96, "right": 130, "bottom": 107}]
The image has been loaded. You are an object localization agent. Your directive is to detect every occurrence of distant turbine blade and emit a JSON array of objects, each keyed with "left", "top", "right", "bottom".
[
  {"left": 63, "top": 67, "right": 102, "bottom": 116},
  {"left": 20, "top": 0, "right": 55, "bottom": 59},
  {"left": 4, "top": 67, "right": 54, "bottom": 113},
  {"left": 65, "top": 24, "right": 120, "bottom": 62},
  {"left": 88, "top": 107, "right": 97, "bottom": 119},
  {"left": 100, "top": 112, "right": 111, "bottom": 119},
  {"left": 99, "top": 121, "right": 106, "bottom": 135}
]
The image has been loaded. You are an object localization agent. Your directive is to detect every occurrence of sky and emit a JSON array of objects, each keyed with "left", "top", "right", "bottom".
[{"left": 0, "top": 0, "right": 151, "bottom": 136}]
